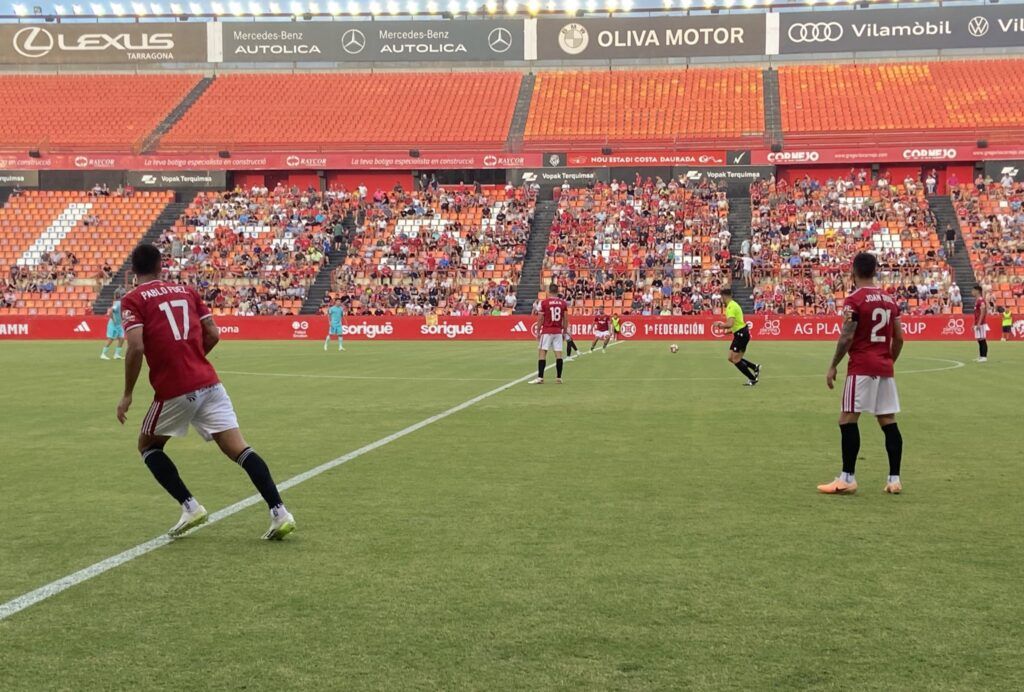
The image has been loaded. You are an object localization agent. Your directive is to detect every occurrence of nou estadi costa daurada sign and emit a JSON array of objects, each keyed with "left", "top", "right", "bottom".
[{"left": 1, "top": 4, "right": 1024, "bottom": 65}]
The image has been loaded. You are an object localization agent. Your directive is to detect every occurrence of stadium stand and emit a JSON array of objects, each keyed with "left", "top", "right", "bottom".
[
  {"left": 952, "top": 180, "right": 1024, "bottom": 314},
  {"left": 155, "top": 186, "right": 356, "bottom": 316},
  {"left": 1, "top": 190, "right": 173, "bottom": 315},
  {"left": 330, "top": 184, "right": 535, "bottom": 315},
  {"left": 160, "top": 73, "right": 521, "bottom": 149},
  {"left": 779, "top": 60, "right": 1024, "bottom": 138},
  {"left": 0, "top": 74, "right": 199, "bottom": 151},
  {"left": 542, "top": 177, "right": 732, "bottom": 315},
  {"left": 747, "top": 175, "right": 958, "bottom": 315},
  {"left": 524, "top": 68, "right": 764, "bottom": 146}
]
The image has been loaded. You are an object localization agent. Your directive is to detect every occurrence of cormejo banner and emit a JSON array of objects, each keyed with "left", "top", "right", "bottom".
[
  {"left": 537, "top": 15, "right": 765, "bottom": 60},
  {"left": 778, "top": 5, "right": 1024, "bottom": 54},
  {"left": 222, "top": 20, "right": 523, "bottom": 62},
  {"left": 0, "top": 22, "right": 207, "bottom": 64}
]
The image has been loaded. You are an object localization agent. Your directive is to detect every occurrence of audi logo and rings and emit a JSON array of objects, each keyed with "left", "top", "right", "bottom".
[
  {"left": 13, "top": 27, "right": 54, "bottom": 58},
  {"left": 487, "top": 27, "right": 512, "bottom": 54},
  {"left": 788, "top": 22, "right": 844, "bottom": 43},
  {"left": 558, "top": 23, "right": 589, "bottom": 55},
  {"left": 340, "top": 29, "right": 366, "bottom": 55},
  {"left": 968, "top": 17, "right": 990, "bottom": 38}
]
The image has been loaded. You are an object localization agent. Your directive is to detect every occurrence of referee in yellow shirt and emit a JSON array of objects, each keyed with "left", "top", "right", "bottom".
[{"left": 714, "top": 288, "right": 760, "bottom": 386}]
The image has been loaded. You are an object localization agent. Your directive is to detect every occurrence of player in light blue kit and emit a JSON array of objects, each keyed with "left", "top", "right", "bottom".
[
  {"left": 324, "top": 298, "right": 345, "bottom": 351},
  {"left": 101, "top": 288, "right": 126, "bottom": 360}
]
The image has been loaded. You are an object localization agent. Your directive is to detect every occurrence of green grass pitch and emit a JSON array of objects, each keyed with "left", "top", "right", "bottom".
[{"left": 0, "top": 339, "right": 1021, "bottom": 690}]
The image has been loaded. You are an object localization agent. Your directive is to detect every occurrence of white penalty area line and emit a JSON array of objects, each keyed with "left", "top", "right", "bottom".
[{"left": 0, "top": 343, "right": 616, "bottom": 623}]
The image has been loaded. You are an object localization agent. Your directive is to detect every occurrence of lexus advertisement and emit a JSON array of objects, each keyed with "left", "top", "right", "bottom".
[{"left": 0, "top": 22, "right": 207, "bottom": 64}]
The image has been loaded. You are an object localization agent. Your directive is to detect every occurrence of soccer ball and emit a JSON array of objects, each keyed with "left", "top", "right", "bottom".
[{"left": 670, "top": 344, "right": 679, "bottom": 353}]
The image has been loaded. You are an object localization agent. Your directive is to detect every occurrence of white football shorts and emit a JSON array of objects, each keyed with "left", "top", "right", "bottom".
[
  {"left": 974, "top": 324, "right": 990, "bottom": 340},
  {"left": 539, "top": 333, "right": 565, "bottom": 352},
  {"left": 594, "top": 329, "right": 611, "bottom": 339},
  {"left": 841, "top": 375, "right": 900, "bottom": 416},
  {"left": 141, "top": 383, "right": 239, "bottom": 441}
]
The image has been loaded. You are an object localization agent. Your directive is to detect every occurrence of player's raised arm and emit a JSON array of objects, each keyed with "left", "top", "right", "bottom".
[
  {"left": 891, "top": 316, "right": 904, "bottom": 364},
  {"left": 826, "top": 310, "right": 858, "bottom": 390},
  {"left": 118, "top": 326, "right": 144, "bottom": 424}
]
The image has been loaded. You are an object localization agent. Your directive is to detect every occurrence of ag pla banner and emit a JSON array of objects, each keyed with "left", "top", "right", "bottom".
[{"left": 0, "top": 315, "right": 1004, "bottom": 341}]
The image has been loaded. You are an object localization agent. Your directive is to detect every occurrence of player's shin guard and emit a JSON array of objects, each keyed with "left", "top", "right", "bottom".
[
  {"left": 556, "top": 358, "right": 564, "bottom": 378},
  {"left": 734, "top": 361, "right": 755, "bottom": 380},
  {"left": 537, "top": 359, "right": 546, "bottom": 379},
  {"left": 142, "top": 448, "right": 194, "bottom": 505},
  {"left": 840, "top": 423, "right": 860, "bottom": 475},
  {"left": 236, "top": 448, "right": 284, "bottom": 510},
  {"left": 882, "top": 423, "right": 903, "bottom": 476}
]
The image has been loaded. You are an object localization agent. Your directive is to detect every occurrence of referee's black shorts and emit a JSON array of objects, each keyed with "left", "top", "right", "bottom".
[{"left": 729, "top": 326, "right": 751, "bottom": 353}]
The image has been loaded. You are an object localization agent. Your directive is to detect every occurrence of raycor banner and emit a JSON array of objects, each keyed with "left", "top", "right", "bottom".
[
  {"left": 779, "top": 5, "right": 1024, "bottom": 54},
  {"left": 126, "top": 170, "right": 228, "bottom": 189},
  {"left": 0, "top": 22, "right": 207, "bottom": 64},
  {"left": 222, "top": 20, "right": 523, "bottom": 62},
  {"left": 538, "top": 15, "right": 765, "bottom": 60}
]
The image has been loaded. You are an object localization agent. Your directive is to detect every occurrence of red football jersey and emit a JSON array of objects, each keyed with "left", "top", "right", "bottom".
[
  {"left": 844, "top": 286, "right": 900, "bottom": 378},
  {"left": 974, "top": 299, "right": 986, "bottom": 326},
  {"left": 539, "top": 297, "right": 568, "bottom": 335},
  {"left": 594, "top": 314, "right": 610, "bottom": 331},
  {"left": 122, "top": 280, "right": 220, "bottom": 401}
]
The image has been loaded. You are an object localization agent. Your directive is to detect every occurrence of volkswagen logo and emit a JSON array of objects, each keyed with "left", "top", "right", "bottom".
[
  {"left": 558, "top": 23, "right": 589, "bottom": 55},
  {"left": 487, "top": 27, "right": 512, "bottom": 54},
  {"left": 787, "top": 22, "right": 844, "bottom": 43},
  {"left": 968, "top": 16, "right": 990, "bottom": 38},
  {"left": 13, "top": 27, "right": 54, "bottom": 58},
  {"left": 341, "top": 29, "right": 366, "bottom": 55}
]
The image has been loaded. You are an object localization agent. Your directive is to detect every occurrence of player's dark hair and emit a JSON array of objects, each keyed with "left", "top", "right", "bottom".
[
  {"left": 131, "top": 243, "right": 162, "bottom": 276},
  {"left": 721, "top": 288, "right": 732, "bottom": 297},
  {"left": 548, "top": 283, "right": 558, "bottom": 294},
  {"left": 972, "top": 284, "right": 983, "bottom": 293},
  {"left": 851, "top": 252, "right": 877, "bottom": 279}
]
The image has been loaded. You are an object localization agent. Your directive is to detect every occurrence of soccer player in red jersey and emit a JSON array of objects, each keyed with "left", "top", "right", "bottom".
[
  {"left": 972, "top": 284, "right": 989, "bottom": 362},
  {"left": 820, "top": 252, "right": 905, "bottom": 495},
  {"left": 529, "top": 283, "right": 569, "bottom": 384},
  {"left": 116, "top": 244, "right": 295, "bottom": 539},
  {"left": 591, "top": 309, "right": 612, "bottom": 353}
]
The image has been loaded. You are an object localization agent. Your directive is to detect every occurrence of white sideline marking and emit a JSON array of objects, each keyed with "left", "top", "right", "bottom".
[{"left": 0, "top": 344, "right": 612, "bottom": 622}]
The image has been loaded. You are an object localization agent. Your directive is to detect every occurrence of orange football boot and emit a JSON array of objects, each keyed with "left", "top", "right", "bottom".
[
  {"left": 817, "top": 477, "right": 858, "bottom": 494},
  {"left": 884, "top": 481, "right": 902, "bottom": 494}
]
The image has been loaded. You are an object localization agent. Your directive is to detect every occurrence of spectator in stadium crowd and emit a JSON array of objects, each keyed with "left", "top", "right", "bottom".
[
  {"left": 926, "top": 170, "right": 938, "bottom": 194},
  {"left": 945, "top": 224, "right": 957, "bottom": 257}
]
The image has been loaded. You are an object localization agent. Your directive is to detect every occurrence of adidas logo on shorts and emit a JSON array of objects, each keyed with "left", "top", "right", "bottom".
[{"left": 73, "top": 321, "right": 91, "bottom": 333}]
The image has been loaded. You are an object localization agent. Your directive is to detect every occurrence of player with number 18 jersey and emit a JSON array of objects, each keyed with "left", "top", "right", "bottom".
[{"left": 530, "top": 284, "right": 569, "bottom": 384}]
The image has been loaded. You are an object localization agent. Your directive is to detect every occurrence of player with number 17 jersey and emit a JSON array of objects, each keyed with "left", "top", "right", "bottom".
[{"left": 121, "top": 280, "right": 220, "bottom": 401}]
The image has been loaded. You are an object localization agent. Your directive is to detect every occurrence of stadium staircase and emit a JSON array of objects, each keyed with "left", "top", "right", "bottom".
[
  {"left": 505, "top": 73, "right": 536, "bottom": 152},
  {"left": 929, "top": 194, "right": 979, "bottom": 311},
  {"left": 92, "top": 199, "right": 188, "bottom": 315},
  {"left": 727, "top": 196, "right": 754, "bottom": 312},
  {"left": 300, "top": 213, "right": 357, "bottom": 315},
  {"left": 140, "top": 77, "right": 215, "bottom": 153},
  {"left": 762, "top": 68, "right": 784, "bottom": 151},
  {"left": 514, "top": 199, "right": 556, "bottom": 314}
]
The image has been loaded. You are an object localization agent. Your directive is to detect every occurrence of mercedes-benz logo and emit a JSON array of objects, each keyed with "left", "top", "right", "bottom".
[
  {"left": 787, "top": 22, "right": 844, "bottom": 43},
  {"left": 487, "top": 27, "right": 512, "bottom": 54},
  {"left": 341, "top": 29, "right": 366, "bottom": 55},
  {"left": 968, "top": 16, "right": 990, "bottom": 38},
  {"left": 558, "top": 23, "right": 589, "bottom": 55},
  {"left": 13, "top": 27, "right": 55, "bottom": 58}
]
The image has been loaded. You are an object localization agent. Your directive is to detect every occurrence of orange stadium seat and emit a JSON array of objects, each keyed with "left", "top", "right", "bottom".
[
  {"left": 953, "top": 182, "right": 1024, "bottom": 314},
  {"left": 524, "top": 68, "right": 764, "bottom": 145},
  {"left": 0, "top": 75, "right": 199, "bottom": 151},
  {"left": 1, "top": 191, "right": 173, "bottom": 315},
  {"left": 779, "top": 60, "right": 1024, "bottom": 135},
  {"left": 160, "top": 73, "right": 521, "bottom": 149}
]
